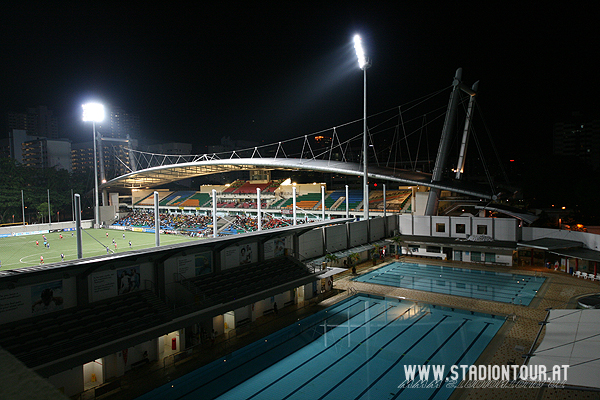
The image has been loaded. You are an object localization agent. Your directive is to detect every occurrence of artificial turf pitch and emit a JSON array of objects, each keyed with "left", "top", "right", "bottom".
[{"left": 0, "top": 228, "right": 202, "bottom": 271}]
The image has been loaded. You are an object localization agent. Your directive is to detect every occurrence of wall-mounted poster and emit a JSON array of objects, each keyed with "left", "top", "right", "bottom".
[
  {"left": 265, "top": 237, "right": 287, "bottom": 259},
  {"left": 177, "top": 255, "right": 195, "bottom": 279},
  {"left": 91, "top": 270, "right": 117, "bottom": 301},
  {"left": 117, "top": 266, "right": 140, "bottom": 295},
  {"left": 195, "top": 251, "right": 212, "bottom": 276},
  {"left": 0, "top": 286, "right": 28, "bottom": 321},
  {"left": 240, "top": 244, "right": 253, "bottom": 265},
  {"left": 222, "top": 242, "right": 258, "bottom": 269},
  {"left": 31, "top": 280, "right": 64, "bottom": 315},
  {"left": 274, "top": 238, "right": 285, "bottom": 257}
]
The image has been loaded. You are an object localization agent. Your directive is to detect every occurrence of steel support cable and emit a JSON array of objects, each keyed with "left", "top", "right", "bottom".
[
  {"left": 126, "top": 86, "right": 453, "bottom": 170},
  {"left": 399, "top": 106, "right": 414, "bottom": 170},
  {"left": 366, "top": 107, "right": 448, "bottom": 171},
  {"left": 476, "top": 101, "right": 510, "bottom": 185},
  {"left": 455, "top": 96, "right": 495, "bottom": 195},
  {"left": 385, "top": 121, "right": 399, "bottom": 169},
  {"left": 471, "top": 126, "right": 496, "bottom": 195},
  {"left": 367, "top": 126, "right": 380, "bottom": 167},
  {"left": 415, "top": 114, "right": 426, "bottom": 171}
]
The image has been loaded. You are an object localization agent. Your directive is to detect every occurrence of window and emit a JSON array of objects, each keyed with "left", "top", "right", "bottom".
[
  {"left": 426, "top": 246, "right": 441, "bottom": 253},
  {"left": 456, "top": 224, "right": 466, "bottom": 234},
  {"left": 471, "top": 251, "right": 482, "bottom": 262},
  {"left": 436, "top": 223, "right": 446, "bottom": 233},
  {"left": 477, "top": 225, "right": 488, "bottom": 235}
]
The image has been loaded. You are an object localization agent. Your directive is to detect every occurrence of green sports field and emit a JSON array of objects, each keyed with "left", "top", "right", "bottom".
[{"left": 0, "top": 229, "right": 202, "bottom": 271}]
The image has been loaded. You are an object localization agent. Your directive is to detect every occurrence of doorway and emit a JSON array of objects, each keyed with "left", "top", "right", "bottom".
[
  {"left": 224, "top": 311, "right": 235, "bottom": 333},
  {"left": 83, "top": 359, "right": 104, "bottom": 391}
]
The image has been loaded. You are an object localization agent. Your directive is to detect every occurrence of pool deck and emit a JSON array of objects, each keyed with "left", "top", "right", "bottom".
[{"left": 99, "top": 257, "right": 600, "bottom": 400}]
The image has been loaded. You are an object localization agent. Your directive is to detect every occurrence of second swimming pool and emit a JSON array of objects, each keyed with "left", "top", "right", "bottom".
[{"left": 353, "top": 261, "right": 545, "bottom": 305}]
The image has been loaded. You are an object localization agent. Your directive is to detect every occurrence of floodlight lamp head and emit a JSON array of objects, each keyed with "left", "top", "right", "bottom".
[
  {"left": 82, "top": 103, "right": 105, "bottom": 122},
  {"left": 353, "top": 34, "right": 370, "bottom": 70}
]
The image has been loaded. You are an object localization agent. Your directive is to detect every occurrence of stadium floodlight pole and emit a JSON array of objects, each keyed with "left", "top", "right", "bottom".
[
  {"left": 383, "top": 183, "right": 386, "bottom": 217},
  {"left": 354, "top": 34, "right": 371, "bottom": 221},
  {"left": 212, "top": 189, "right": 217, "bottom": 238},
  {"left": 82, "top": 103, "right": 104, "bottom": 229},
  {"left": 292, "top": 186, "right": 297, "bottom": 226},
  {"left": 257, "top": 188, "right": 262, "bottom": 231},
  {"left": 75, "top": 194, "right": 82, "bottom": 259},
  {"left": 21, "top": 190, "right": 25, "bottom": 225},
  {"left": 345, "top": 185, "right": 349, "bottom": 218},
  {"left": 47, "top": 189, "right": 51, "bottom": 225},
  {"left": 154, "top": 191, "right": 160, "bottom": 247},
  {"left": 321, "top": 185, "right": 325, "bottom": 220}
]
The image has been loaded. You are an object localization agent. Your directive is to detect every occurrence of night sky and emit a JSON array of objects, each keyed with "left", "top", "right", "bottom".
[{"left": 1, "top": 3, "right": 598, "bottom": 160}]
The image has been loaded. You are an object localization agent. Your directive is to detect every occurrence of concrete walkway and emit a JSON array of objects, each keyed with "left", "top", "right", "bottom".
[{"left": 96, "top": 257, "right": 600, "bottom": 400}]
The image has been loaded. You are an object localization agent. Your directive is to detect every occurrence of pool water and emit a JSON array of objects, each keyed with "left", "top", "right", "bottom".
[
  {"left": 353, "top": 262, "right": 545, "bottom": 305},
  {"left": 138, "top": 294, "right": 504, "bottom": 400}
]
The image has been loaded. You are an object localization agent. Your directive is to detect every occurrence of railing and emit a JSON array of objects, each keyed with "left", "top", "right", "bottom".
[{"left": 505, "top": 313, "right": 517, "bottom": 322}]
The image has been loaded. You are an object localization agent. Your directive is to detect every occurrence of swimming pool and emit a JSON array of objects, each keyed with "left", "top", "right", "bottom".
[
  {"left": 138, "top": 294, "right": 503, "bottom": 400},
  {"left": 353, "top": 262, "right": 545, "bottom": 305}
]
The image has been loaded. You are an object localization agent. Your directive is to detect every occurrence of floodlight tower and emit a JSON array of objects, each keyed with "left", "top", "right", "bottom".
[
  {"left": 82, "top": 103, "right": 104, "bottom": 228},
  {"left": 354, "top": 34, "right": 371, "bottom": 220}
]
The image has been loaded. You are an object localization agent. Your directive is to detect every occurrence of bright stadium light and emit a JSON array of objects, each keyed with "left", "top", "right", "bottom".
[
  {"left": 82, "top": 103, "right": 105, "bottom": 122},
  {"left": 353, "top": 34, "right": 367, "bottom": 70},
  {"left": 353, "top": 34, "right": 371, "bottom": 220},
  {"left": 82, "top": 103, "right": 104, "bottom": 228}
]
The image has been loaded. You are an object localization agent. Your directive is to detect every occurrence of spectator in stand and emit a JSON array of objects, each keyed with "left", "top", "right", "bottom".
[{"left": 112, "top": 210, "right": 296, "bottom": 234}]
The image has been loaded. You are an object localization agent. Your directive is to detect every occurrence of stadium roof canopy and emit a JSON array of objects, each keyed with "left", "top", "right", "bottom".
[
  {"left": 100, "top": 158, "right": 495, "bottom": 199},
  {"left": 526, "top": 309, "right": 600, "bottom": 389}
]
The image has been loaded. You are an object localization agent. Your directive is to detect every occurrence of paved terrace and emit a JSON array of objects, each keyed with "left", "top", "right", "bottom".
[{"left": 96, "top": 257, "right": 600, "bottom": 400}]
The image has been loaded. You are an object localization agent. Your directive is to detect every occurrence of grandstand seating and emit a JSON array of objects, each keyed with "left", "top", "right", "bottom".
[
  {"left": 282, "top": 192, "right": 322, "bottom": 210},
  {"left": 369, "top": 190, "right": 411, "bottom": 211},
  {"left": 273, "top": 197, "right": 292, "bottom": 208},
  {"left": 223, "top": 179, "right": 245, "bottom": 193},
  {"left": 182, "top": 256, "right": 311, "bottom": 309},
  {"left": 179, "top": 192, "right": 211, "bottom": 208},
  {"left": 235, "top": 181, "right": 270, "bottom": 194},
  {"left": 346, "top": 190, "right": 364, "bottom": 210},
  {"left": 159, "top": 191, "right": 196, "bottom": 206},
  {"left": 130, "top": 186, "right": 406, "bottom": 214},
  {"left": 263, "top": 179, "right": 284, "bottom": 193},
  {"left": 221, "top": 180, "right": 283, "bottom": 195},
  {"left": 135, "top": 192, "right": 170, "bottom": 206},
  {"left": 0, "top": 290, "right": 172, "bottom": 369},
  {"left": 324, "top": 191, "right": 345, "bottom": 210}
]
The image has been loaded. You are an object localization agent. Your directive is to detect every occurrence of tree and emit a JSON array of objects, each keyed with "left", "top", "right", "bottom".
[
  {"left": 392, "top": 236, "right": 412, "bottom": 256},
  {"left": 0, "top": 159, "right": 95, "bottom": 224},
  {"left": 324, "top": 253, "right": 339, "bottom": 267},
  {"left": 0, "top": 158, "right": 27, "bottom": 223}
]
